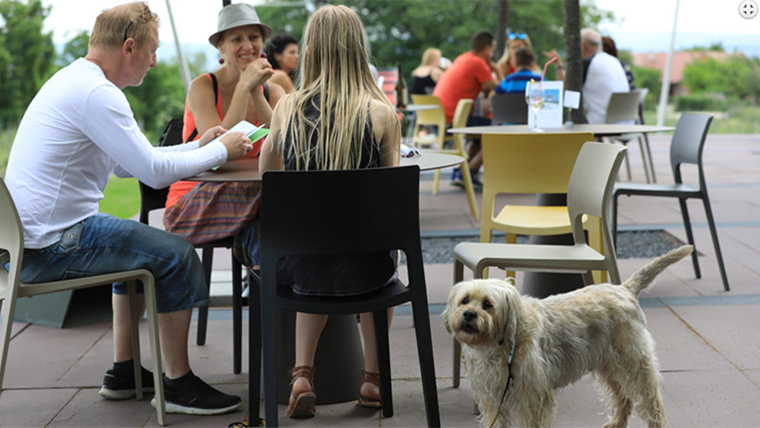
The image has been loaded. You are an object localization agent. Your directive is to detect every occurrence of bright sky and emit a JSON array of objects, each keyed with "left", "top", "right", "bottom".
[{"left": 41, "top": 0, "right": 760, "bottom": 57}]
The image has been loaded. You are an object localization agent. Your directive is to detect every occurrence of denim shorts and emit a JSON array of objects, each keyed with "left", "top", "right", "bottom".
[{"left": 9, "top": 213, "right": 209, "bottom": 313}]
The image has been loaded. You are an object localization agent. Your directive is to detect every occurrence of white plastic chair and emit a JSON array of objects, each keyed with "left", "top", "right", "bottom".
[
  {"left": 450, "top": 142, "right": 627, "bottom": 387},
  {"left": 0, "top": 178, "right": 167, "bottom": 426},
  {"left": 607, "top": 90, "right": 656, "bottom": 183},
  {"left": 612, "top": 113, "right": 729, "bottom": 291}
]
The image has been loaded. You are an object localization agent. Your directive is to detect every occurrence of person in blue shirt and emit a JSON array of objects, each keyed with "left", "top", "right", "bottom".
[{"left": 494, "top": 47, "right": 542, "bottom": 95}]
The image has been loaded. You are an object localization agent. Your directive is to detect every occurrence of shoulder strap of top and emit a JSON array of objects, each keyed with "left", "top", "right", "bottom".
[{"left": 185, "top": 73, "right": 221, "bottom": 143}]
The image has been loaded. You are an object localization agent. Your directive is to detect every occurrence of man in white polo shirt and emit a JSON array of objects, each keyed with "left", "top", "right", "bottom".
[{"left": 580, "top": 28, "right": 630, "bottom": 124}]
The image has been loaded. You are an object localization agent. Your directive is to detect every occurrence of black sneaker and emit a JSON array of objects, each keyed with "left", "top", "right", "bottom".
[
  {"left": 99, "top": 364, "right": 155, "bottom": 400},
  {"left": 151, "top": 371, "right": 242, "bottom": 415}
]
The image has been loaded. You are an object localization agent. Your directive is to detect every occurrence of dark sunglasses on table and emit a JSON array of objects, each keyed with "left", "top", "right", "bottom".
[
  {"left": 509, "top": 32, "right": 527, "bottom": 41},
  {"left": 123, "top": 8, "right": 157, "bottom": 42}
]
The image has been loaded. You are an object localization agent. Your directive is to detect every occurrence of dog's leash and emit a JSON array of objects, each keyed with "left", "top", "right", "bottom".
[{"left": 488, "top": 330, "right": 517, "bottom": 428}]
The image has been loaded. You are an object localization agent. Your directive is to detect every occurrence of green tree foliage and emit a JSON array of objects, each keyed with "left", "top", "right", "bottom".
[
  {"left": 682, "top": 56, "right": 760, "bottom": 103},
  {"left": 0, "top": 0, "right": 55, "bottom": 127},
  {"left": 257, "top": 0, "right": 612, "bottom": 85},
  {"left": 123, "top": 61, "right": 186, "bottom": 142},
  {"left": 58, "top": 30, "right": 90, "bottom": 66},
  {"left": 631, "top": 66, "right": 661, "bottom": 111}
]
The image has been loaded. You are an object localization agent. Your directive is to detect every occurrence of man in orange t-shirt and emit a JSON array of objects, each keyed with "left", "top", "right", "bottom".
[{"left": 433, "top": 30, "right": 500, "bottom": 187}]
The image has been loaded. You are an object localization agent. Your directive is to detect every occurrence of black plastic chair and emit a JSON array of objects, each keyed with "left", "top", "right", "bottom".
[
  {"left": 491, "top": 93, "right": 528, "bottom": 125},
  {"left": 612, "top": 113, "right": 729, "bottom": 291},
  {"left": 253, "top": 165, "right": 440, "bottom": 427}
]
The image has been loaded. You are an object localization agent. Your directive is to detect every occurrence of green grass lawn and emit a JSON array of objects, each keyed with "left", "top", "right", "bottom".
[{"left": 100, "top": 176, "right": 141, "bottom": 219}]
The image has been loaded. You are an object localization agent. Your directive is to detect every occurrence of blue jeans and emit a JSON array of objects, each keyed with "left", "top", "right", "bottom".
[{"left": 11, "top": 214, "right": 209, "bottom": 313}]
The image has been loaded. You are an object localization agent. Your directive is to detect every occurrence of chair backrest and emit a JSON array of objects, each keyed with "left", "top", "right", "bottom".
[
  {"left": 377, "top": 67, "right": 398, "bottom": 106},
  {"left": 0, "top": 178, "right": 24, "bottom": 286},
  {"left": 567, "top": 142, "right": 627, "bottom": 248},
  {"left": 411, "top": 95, "right": 446, "bottom": 128},
  {"left": 138, "top": 183, "right": 170, "bottom": 224},
  {"left": 259, "top": 166, "right": 423, "bottom": 277},
  {"left": 480, "top": 132, "right": 594, "bottom": 222},
  {"left": 670, "top": 112, "right": 714, "bottom": 184},
  {"left": 634, "top": 88, "right": 648, "bottom": 124},
  {"left": 491, "top": 93, "right": 529, "bottom": 125},
  {"left": 451, "top": 99, "right": 473, "bottom": 130},
  {"left": 605, "top": 91, "right": 641, "bottom": 124}
]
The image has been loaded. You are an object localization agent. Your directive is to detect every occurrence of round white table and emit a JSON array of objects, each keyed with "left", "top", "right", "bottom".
[
  {"left": 187, "top": 152, "right": 464, "bottom": 182},
  {"left": 448, "top": 123, "right": 674, "bottom": 137}
]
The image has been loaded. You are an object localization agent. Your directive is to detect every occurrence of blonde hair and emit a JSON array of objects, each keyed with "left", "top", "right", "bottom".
[
  {"left": 420, "top": 48, "right": 442, "bottom": 67},
  {"left": 89, "top": 2, "right": 158, "bottom": 49},
  {"left": 497, "top": 33, "right": 533, "bottom": 71},
  {"left": 280, "top": 4, "right": 396, "bottom": 171}
]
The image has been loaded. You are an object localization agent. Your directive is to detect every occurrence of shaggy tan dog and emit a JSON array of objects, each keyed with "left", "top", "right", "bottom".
[{"left": 443, "top": 245, "right": 693, "bottom": 428}]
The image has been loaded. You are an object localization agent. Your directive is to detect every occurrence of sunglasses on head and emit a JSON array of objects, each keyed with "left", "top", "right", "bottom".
[
  {"left": 509, "top": 32, "right": 527, "bottom": 41},
  {"left": 123, "top": 7, "right": 156, "bottom": 42}
]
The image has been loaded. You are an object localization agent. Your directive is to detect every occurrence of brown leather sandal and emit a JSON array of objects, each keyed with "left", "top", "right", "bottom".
[
  {"left": 358, "top": 370, "right": 382, "bottom": 408},
  {"left": 287, "top": 366, "right": 317, "bottom": 418}
]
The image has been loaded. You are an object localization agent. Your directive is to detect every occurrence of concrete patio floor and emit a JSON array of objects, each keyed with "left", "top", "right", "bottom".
[{"left": 1, "top": 132, "right": 760, "bottom": 427}]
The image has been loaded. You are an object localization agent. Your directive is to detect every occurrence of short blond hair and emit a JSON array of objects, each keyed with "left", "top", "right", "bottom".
[
  {"left": 89, "top": 2, "right": 159, "bottom": 49},
  {"left": 420, "top": 48, "right": 441, "bottom": 67}
]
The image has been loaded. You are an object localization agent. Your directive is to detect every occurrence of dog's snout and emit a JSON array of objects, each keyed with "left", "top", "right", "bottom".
[{"left": 463, "top": 310, "right": 477, "bottom": 321}]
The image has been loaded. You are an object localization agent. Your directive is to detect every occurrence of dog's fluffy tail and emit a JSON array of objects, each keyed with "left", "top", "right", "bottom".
[{"left": 622, "top": 245, "right": 693, "bottom": 296}]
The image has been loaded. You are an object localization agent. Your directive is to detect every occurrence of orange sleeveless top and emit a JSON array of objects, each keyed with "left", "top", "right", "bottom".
[{"left": 165, "top": 74, "right": 264, "bottom": 208}]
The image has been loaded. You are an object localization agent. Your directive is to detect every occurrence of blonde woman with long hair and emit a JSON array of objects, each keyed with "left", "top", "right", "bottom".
[
  {"left": 260, "top": 4, "right": 400, "bottom": 419},
  {"left": 411, "top": 47, "right": 443, "bottom": 95}
]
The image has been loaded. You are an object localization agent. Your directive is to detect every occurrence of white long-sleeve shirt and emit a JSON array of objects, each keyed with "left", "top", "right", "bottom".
[
  {"left": 582, "top": 51, "right": 631, "bottom": 124},
  {"left": 5, "top": 58, "right": 228, "bottom": 249}
]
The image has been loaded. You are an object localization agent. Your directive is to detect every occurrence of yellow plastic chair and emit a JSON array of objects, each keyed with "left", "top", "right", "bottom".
[
  {"left": 451, "top": 142, "right": 627, "bottom": 387},
  {"left": 479, "top": 132, "right": 606, "bottom": 283},
  {"left": 0, "top": 178, "right": 167, "bottom": 426},
  {"left": 412, "top": 95, "right": 479, "bottom": 220}
]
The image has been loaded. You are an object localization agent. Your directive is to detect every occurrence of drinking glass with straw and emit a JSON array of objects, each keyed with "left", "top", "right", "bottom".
[{"left": 524, "top": 56, "right": 558, "bottom": 132}]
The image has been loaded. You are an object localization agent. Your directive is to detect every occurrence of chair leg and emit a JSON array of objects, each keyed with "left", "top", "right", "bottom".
[
  {"left": 633, "top": 137, "right": 651, "bottom": 184},
  {"left": 586, "top": 217, "right": 607, "bottom": 284},
  {"left": 702, "top": 196, "right": 730, "bottom": 291},
  {"left": 411, "top": 298, "right": 441, "bottom": 427},
  {"left": 505, "top": 233, "right": 517, "bottom": 279},
  {"left": 612, "top": 192, "right": 620, "bottom": 251},
  {"left": 432, "top": 169, "right": 440, "bottom": 195},
  {"left": 372, "top": 309, "right": 394, "bottom": 418},
  {"left": 262, "top": 303, "right": 279, "bottom": 427},
  {"left": 197, "top": 247, "right": 213, "bottom": 346},
  {"left": 142, "top": 276, "right": 166, "bottom": 426},
  {"left": 623, "top": 148, "right": 632, "bottom": 181},
  {"left": 232, "top": 257, "right": 243, "bottom": 374},
  {"left": 642, "top": 133, "right": 656, "bottom": 183},
  {"left": 460, "top": 162, "right": 479, "bottom": 221},
  {"left": 678, "top": 198, "right": 701, "bottom": 279},
  {"left": 127, "top": 281, "right": 143, "bottom": 400},
  {"left": 0, "top": 288, "right": 20, "bottom": 392},
  {"left": 452, "top": 259, "right": 465, "bottom": 388},
  {"left": 248, "top": 272, "right": 262, "bottom": 424}
]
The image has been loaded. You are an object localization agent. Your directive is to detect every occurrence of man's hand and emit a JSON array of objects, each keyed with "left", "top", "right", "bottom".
[
  {"left": 198, "top": 125, "right": 227, "bottom": 147},
  {"left": 220, "top": 131, "right": 253, "bottom": 160}
]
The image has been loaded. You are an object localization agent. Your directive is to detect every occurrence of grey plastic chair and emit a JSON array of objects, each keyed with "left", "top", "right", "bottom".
[
  {"left": 491, "top": 93, "right": 529, "bottom": 125},
  {"left": 451, "top": 142, "right": 627, "bottom": 387},
  {"left": 0, "top": 178, "right": 167, "bottom": 426},
  {"left": 612, "top": 113, "right": 729, "bottom": 291},
  {"left": 607, "top": 90, "right": 656, "bottom": 183}
]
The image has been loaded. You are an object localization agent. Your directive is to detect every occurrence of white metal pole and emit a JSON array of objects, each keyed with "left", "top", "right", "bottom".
[
  {"left": 657, "top": 0, "right": 680, "bottom": 126},
  {"left": 165, "top": 0, "right": 191, "bottom": 93}
]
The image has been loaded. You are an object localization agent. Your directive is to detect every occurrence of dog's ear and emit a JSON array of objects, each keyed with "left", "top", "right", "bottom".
[
  {"left": 495, "top": 285, "right": 522, "bottom": 346},
  {"left": 442, "top": 282, "right": 462, "bottom": 334}
]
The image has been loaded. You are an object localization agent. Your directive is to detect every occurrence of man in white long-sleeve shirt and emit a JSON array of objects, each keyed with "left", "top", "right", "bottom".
[
  {"left": 2, "top": 2, "right": 254, "bottom": 415},
  {"left": 580, "top": 28, "right": 630, "bottom": 124}
]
